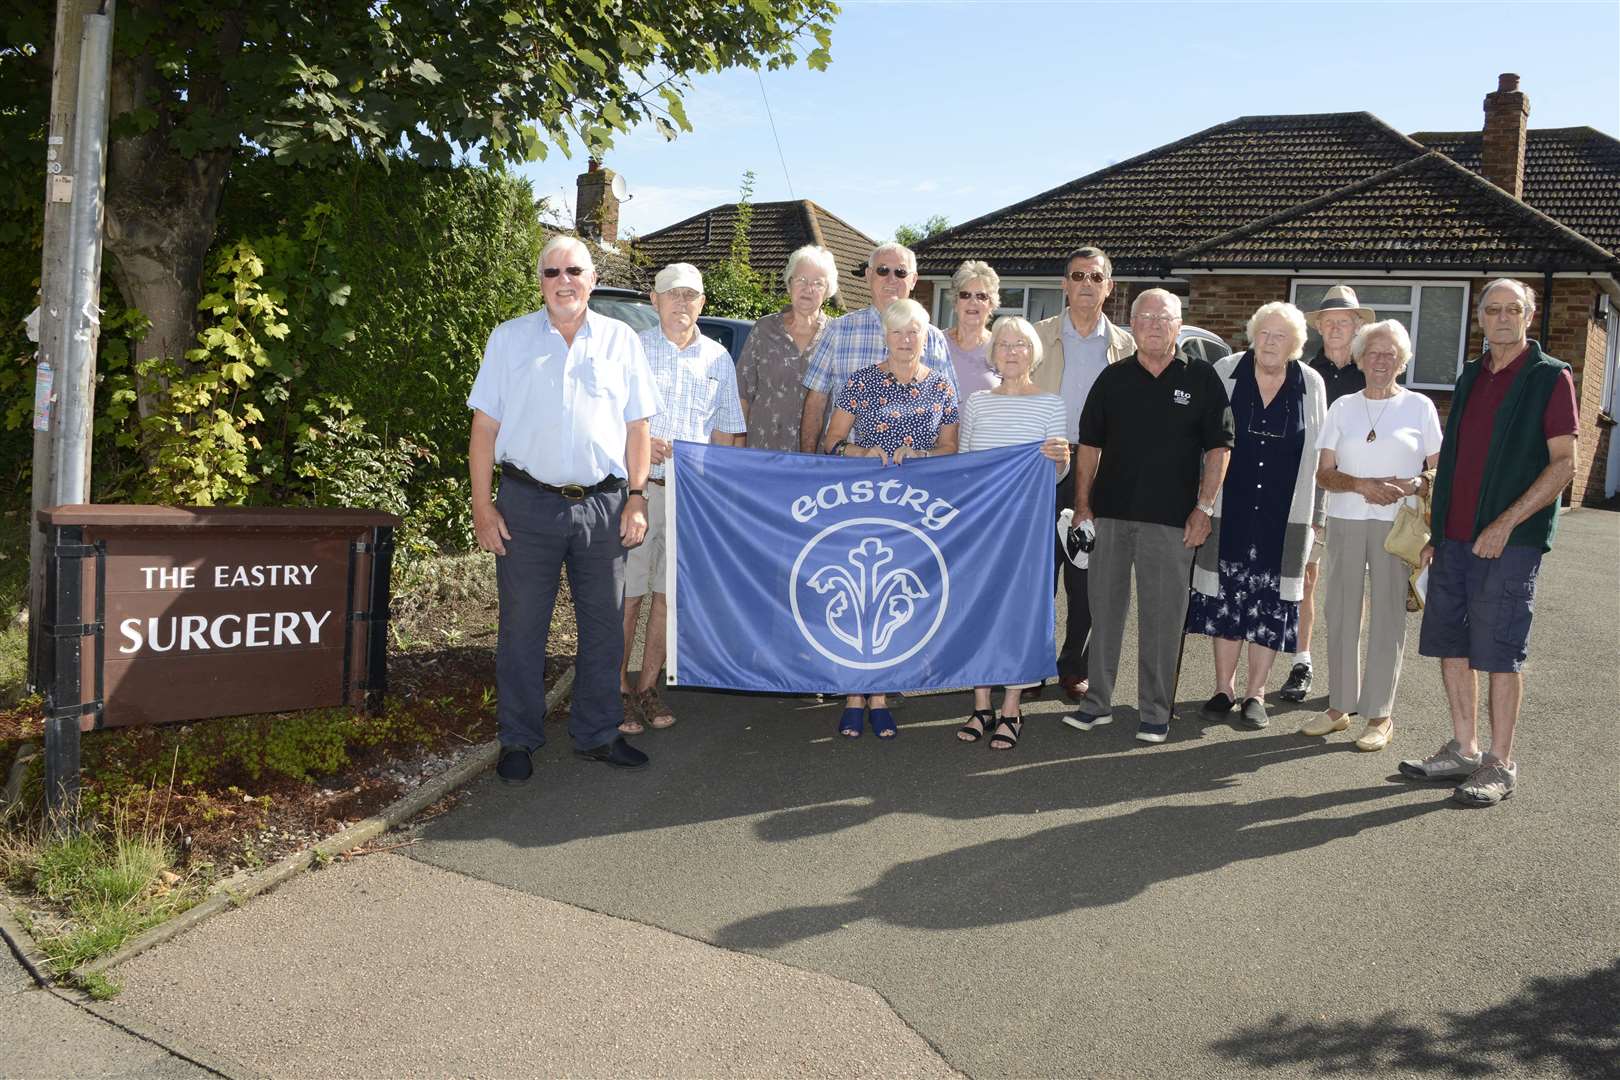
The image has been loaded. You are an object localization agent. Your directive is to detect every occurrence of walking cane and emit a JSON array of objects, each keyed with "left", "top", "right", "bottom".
[{"left": 1169, "top": 543, "right": 1200, "bottom": 721}]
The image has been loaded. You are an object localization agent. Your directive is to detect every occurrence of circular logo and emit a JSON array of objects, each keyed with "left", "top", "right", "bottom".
[{"left": 789, "top": 517, "right": 950, "bottom": 670}]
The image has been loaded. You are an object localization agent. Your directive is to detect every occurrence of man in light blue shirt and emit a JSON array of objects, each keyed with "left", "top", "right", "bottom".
[
  {"left": 620, "top": 264, "right": 746, "bottom": 733},
  {"left": 468, "top": 234, "right": 663, "bottom": 783},
  {"left": 797, "top": 241, "right": 956, "bottom": 452}
]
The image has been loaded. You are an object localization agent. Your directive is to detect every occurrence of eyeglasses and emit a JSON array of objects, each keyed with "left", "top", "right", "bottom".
[
  {"left": 542, "top": 266, "right": 588, "bottom": 279},
  {"left": 871, "top": 265, "right": 911, "bottom": 278},
  {"left": 1483, "top": 304, "right": 1526, "bottom": 318},
  {"left": 1134, "top": 313, "right": 1180, "bottom": 327},
  {"left": 1362, "top": 349, "right": 1400, "bottom": 362},
  {"left": 790, "top": 276, "right": 828, "bottom": 292},
  {"left": 662, "top": 288, "right": 701, "bottom": 304},
  {"left": 994, "top": 340, "right": 1032, "bottom": 353},
  {"left": 1067, "top": 270, "right": 1108, "bottom": 284},
  {"left": 958, "top": 291, "right": 991, "bottom": 303}
]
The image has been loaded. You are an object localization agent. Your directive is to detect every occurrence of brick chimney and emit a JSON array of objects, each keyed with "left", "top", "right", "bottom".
[
  {"left": 1481, "top": 72, "right": 1529, "bottom": 200},
  {"left": 575, "top": 158, "right": 621, "bottom": 243}
]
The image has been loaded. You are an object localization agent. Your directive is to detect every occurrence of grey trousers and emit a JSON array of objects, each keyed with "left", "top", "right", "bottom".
[
  {"left": 494, "top": 478, "right": 627, "bottom": 753},
  {"left": 1323, "top": 516, "right": 1411, "bottom": 718},
  {"left": 1081, "top": 517, "right": 1196, "bottom": 727}
]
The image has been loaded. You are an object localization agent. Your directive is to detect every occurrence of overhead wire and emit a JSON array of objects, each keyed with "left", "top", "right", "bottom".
[{"left": 756, "top": 71, "right": 796, "bottom": 200}]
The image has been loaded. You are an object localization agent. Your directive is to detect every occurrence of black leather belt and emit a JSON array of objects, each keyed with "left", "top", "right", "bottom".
[{"left": 501, "top": 464, "right": 624, "bottom": 500}]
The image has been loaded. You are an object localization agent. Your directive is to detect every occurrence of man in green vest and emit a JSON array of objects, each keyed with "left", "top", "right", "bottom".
[{"left": 1400, "top": 279, "right": 1578, "bottom": 807}]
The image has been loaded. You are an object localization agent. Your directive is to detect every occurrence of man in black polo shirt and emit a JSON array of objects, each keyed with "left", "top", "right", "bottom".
[
  {"left": 1061, "top": 289, "right": 1234, "bottom": 744},
  {"left": 1280, "top": 285, "right": 1374, "bottom": 702}
]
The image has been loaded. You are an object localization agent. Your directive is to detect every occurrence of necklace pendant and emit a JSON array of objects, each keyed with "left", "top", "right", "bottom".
[{"left": 1366, "top": 430, "right": 1377, "bottom": 442}]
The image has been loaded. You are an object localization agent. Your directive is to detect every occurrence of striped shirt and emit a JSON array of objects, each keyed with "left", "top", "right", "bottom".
[
  {"left": 802, "top": 304, "right": 958, "bottom": 398},
  {"left": 638, "top": 327, "right": 746, "bottom": 480},
  {"left": 960, "top": 390, "right": 1069, "bottom": 476}
]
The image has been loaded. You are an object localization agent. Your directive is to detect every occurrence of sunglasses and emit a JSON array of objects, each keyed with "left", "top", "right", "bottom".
[
  {"left": 872, "top": 266, "right": 911, "bottom": 278},
  {"left": 1067, "top": 270, "right": 1108, "bottom": 284},
  {"left": 542, "top": 266, "right": 588, "bottom": 279},
  {"left": 958, "top": 291, "right": 991, "bottom": 303}
]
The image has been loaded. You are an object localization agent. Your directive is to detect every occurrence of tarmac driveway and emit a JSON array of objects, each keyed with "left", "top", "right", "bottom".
[{"left": 409, "top": 510, "right": 1620, "bottom": 1078}]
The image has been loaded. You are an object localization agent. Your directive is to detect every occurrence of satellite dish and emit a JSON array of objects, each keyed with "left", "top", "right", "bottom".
[{"left": 610, "top": 173, "right": 630, "bottom": 202}]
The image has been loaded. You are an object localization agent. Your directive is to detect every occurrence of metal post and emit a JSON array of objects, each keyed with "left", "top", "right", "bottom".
[
  {"left": 49, "top": 5, "right": 115, "bottom": 511},
  {"left": 365, "top": 527, "right": 395, "bottom": 711},
  {"left": 42, "top": 524, "right": 84, "bottom": 827},
  {"left": 28, "top": 0, "right": 100, "bottom": 693}
]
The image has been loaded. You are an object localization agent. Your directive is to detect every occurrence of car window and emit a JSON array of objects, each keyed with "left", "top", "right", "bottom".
[
  {"left": 588, "top": 296, "right": 658, "bottom": 332},
  {"left": 703, "top": 324, "right": 735, "bottom": 354}
]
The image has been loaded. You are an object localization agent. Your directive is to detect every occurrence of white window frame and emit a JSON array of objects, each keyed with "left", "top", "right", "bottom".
[
  {"left": 926, "top": 277, "right": 1064, "bottom": 327},
  {"left": 1290, "top": 278, "right": 1472, "bottom": 390}
]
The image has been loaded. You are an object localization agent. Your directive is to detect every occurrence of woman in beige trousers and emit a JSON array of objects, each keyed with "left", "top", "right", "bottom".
[{"left": 1304, "top": 321, "right": 1442, "bottom": 750}]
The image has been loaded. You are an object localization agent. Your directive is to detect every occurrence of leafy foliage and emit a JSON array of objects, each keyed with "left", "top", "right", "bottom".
[
  {"left": 895, "top": 214, "right": 950, "bottom": 248},
  {"left": 701, "top": 171, "right": 787, "bottom": 319}
]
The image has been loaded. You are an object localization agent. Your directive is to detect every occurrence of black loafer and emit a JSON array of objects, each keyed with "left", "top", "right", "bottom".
[
  {"left": 573, "top": 736, "right": 650, "bottom": 769},
  {"left": 1201, "top": 692, "right": 1235, "bottom": 720},
  {"left": 1240, "top": 696, "right": 1270, "bottom": 729},
  {"left": 496, "top": 747, "right": 533, "bottom": 785}
]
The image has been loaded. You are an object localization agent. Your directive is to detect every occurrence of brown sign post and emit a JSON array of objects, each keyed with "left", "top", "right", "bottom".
[{"left": 37, "top": 505, "right": 399, "bottom": 820}]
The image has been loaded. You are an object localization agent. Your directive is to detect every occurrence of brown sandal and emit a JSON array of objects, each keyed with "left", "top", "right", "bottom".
[
  {"left": 639, "top": 687, "right": 677, "bottom": 729},
  {"left": 618, "top": 693, "right": 646, "bottom": 735}
]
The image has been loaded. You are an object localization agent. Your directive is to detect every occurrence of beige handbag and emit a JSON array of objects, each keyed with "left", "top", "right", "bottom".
[{"left": 1384, "top": 484, "right": 1432, "bottom": 569}]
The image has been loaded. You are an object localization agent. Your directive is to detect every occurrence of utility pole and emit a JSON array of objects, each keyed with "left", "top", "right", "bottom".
[
  {"left": 28, "top": 0, "right": 102, "bottom": 694},
  {"left": 37, "top": 0, "right": 117, "bottom": 826}
]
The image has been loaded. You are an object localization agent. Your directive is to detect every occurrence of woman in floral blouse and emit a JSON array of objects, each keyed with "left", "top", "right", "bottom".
[
  {"left": 819, "top": 298, "right": 959, "bottom": 738},
  {"left": 735, "top": 245, "right": 835, "bottom": 451}
]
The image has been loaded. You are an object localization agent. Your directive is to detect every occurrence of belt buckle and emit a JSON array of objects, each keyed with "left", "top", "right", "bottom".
[{"left": 560, "top": 483, "right": 588, "bottom": 500}]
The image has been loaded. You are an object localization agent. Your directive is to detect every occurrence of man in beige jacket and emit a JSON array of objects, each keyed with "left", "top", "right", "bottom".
[{"left": 1032, "top": 246, "right": 1135, "bottom": 701}]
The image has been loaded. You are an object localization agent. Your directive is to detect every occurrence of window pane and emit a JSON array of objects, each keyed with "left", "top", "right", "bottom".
[
  {"left": 936, "top": 285, "right": 956, "bottom": 329},
  {"left": 1412, "top": 286, "right": 1465, "bottom": 386},
  {"left": 1027, "top": 287, "right": 1063, "bottom": 322},
  {"left": 1353, "top": 285, "right": 1414, "bottom": 307},
  {"left": 998, "top": 287, "right": 1026, "bottom": 311}
]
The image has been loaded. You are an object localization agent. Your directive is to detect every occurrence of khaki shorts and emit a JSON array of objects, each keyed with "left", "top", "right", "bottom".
[
  {"left": 623, "top": 482, "right": 668, "bottom": 597},
  {"left": 1308, "top": 520, "right": 1327, "bottom": 565}
]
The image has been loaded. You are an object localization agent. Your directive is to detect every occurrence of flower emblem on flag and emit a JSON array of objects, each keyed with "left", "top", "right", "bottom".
[{"left": 790, "top": 518, "right": 950, "bottom": 670}]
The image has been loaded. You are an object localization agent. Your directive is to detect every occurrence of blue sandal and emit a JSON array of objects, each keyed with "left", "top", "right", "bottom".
[
  {"left": 869, "top": 708, "right": 897, "bottom": 739},
  {"left": 838, "top": 707, "right": 865, "bottom": 738}
]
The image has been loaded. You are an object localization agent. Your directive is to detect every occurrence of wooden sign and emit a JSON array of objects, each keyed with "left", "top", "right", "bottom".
[{"left": 38, "top": 505, "right": 398, "bottom": 730}]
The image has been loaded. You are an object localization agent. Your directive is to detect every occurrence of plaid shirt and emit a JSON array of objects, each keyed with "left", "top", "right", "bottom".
[
  {"left": 801, "top": 305, "right": 958, "bottom": 397},
  {"left": 638, "top": 327, "right": 746, "bottom": 480}
]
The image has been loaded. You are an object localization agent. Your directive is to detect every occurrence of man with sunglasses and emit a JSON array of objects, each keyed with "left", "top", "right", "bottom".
[
  {"left": 797, "top": 242, "right": 958, "bottom": 453},
  {"left": 468, "top": 234, "right": 663, "bottom": 786},
  {"left": 1032, "top": 247, "right": 1136, "bottom": 702}
]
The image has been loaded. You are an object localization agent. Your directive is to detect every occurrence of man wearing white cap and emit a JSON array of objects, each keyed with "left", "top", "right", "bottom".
[
  {"left": 1279, "top": 284, "right": 1376, "bottom": 703},
  {"left": 620, "top": 263, "right": 746, "bottom": 733}
]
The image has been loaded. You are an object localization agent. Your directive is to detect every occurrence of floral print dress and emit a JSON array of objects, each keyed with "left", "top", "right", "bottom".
[
  {"left": 834, "top": 363, "right": 959, "bottom": 455},
  {"left": 1185, "top": 354, "right": 1305, "bottom": 651}
]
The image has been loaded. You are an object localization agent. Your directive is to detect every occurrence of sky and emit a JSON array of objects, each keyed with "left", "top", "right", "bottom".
[{"left": 517, "top": 1, "right": 1620, "bottom": 246}]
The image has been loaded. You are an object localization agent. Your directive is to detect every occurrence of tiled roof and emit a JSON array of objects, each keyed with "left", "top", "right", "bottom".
[
  {"left": 1170, "top": 152, "right": 1620, "bottom": 271},
  {"left": 1413, "top": 127, "right": 1620, "bottom": 255},
  {"left": 912, "top": 112, "right": 1427, "bottom": 277},
  {"left": 632, "top": 199, "right": 878, "bottom": 308}
]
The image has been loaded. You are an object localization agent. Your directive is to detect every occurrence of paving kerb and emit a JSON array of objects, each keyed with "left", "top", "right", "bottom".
[{"left": 71, "top": 664, "right": 574, "bottom": 981}]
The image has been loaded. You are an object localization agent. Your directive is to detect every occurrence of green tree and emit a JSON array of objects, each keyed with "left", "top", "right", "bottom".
[
  {"left": 700, "top": 171, "right": 784, "bottom": 319},
  {"left": 3, "top": 1, "right": 837, "bottom": 434},
  {"left": 895, "top": 214, "right": 950, "bottom": 248}
]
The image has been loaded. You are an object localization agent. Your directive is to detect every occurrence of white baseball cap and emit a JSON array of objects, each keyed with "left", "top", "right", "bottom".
[{"left": 654, "top": 263, "right": 704, "bottom": 294}]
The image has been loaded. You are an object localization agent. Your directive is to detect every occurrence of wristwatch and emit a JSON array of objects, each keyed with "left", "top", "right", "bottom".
[
  {"left": 831, "top": 439, "right": 849, "bottom": 456},
  {"left": 1196, "top": 500, "right": 1216, "bottom": 517},
  {"left": 627, "top": 488, "right": 646, "bottom": 498}
]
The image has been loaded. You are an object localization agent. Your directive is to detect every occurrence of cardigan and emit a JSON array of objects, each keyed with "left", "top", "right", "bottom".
[{"left": 1193, "top": 351, "right": 1326, "bottom": 603}]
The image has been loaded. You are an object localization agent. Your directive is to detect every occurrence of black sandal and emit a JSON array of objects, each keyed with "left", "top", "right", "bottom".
[
  {"left": 957, "top": 709, "right": 995, "bottom": 743},
  {"left": 988, "top": 714, "right": 1023, "bottom": 751}
]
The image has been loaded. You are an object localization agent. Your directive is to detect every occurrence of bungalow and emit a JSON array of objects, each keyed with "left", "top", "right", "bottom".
[{"left": 911, "top": 75, "right": 1620, "bottom": 506}]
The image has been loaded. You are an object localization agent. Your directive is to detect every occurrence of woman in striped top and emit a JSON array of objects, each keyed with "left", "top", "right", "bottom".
[{"left": 956, "top": 316, "right": 1071, "bottom": 750}]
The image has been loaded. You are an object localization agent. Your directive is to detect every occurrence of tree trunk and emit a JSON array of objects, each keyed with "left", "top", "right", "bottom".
[{"left": 101, "top": 7, "right": 233, "bottom": 424}]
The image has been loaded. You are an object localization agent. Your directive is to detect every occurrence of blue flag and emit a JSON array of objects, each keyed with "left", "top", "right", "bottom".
[{"left": 667, "top": 441, "right": 1056, "bottom": 694}]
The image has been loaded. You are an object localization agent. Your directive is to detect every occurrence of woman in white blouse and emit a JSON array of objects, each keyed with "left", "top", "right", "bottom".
[
  {"left": 1305, "top": 320, "right": 1442, "bottom": 751},
  {"left": 955, "top": 316, "right": 1070, "bottom": 750}
]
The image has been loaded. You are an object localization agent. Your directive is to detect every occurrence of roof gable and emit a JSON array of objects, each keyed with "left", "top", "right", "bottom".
[
  {"left": 913, "top": 112, "right": 1427, "bottom": 276},
  {"left": 1413, "top": 127, "right": 1620, "bottom": 255},
  {"left": 1170, "top": 151, "right": 1620, "bottom": 271},
  {"left": 633, "top": 199, "right": 877, "bottom": 308}
]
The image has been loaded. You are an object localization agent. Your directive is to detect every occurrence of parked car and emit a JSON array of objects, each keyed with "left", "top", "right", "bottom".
[
  {"left": 1178, "top": 325, "right": 1232, "bottom": 365},
  {"left": 587, "top": 286, "right": 757, "bottom": 359}
]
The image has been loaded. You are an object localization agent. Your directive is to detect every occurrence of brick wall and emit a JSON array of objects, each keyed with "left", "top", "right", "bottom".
[
  {"left": 1576, "top": 307, "right": 1612, "bottom": 504},
  {"left": 912, "top": 280, "right": 935, "bottom": 319},
  {"left": 1184, "top": 275, "right": 1290, "bottom": 344}
]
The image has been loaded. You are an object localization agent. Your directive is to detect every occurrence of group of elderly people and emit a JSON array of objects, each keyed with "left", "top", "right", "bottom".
[{"left": 564, "top": 235, "right": 1559, "bottom": 806}]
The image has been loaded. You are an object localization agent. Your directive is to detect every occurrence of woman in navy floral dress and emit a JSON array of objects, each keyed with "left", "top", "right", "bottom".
[
  {"left": 1187, "top": 302, "right": 1326, "bottom": 730},
  {"left": 820, "top": 298, "right": 960, "bottom": 738}
]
